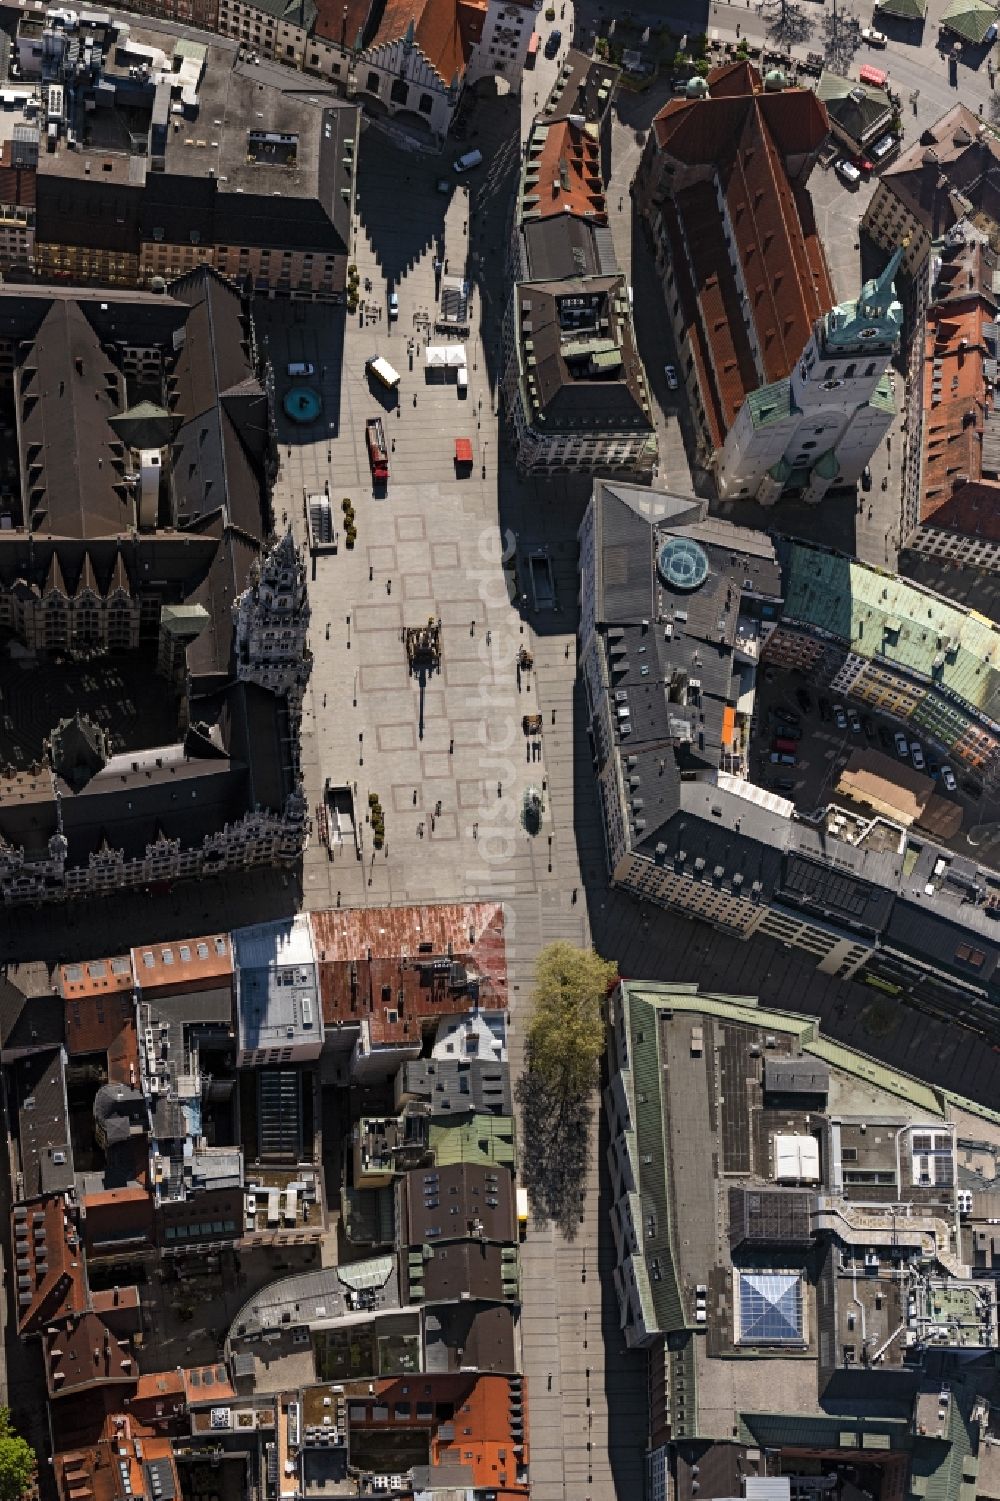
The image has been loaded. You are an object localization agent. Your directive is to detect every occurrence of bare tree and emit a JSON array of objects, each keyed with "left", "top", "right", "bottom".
[
  {"left": 822, "top": 0, "right": 863, "bottom": 75},
  {"left": 761, "top": 0, "right": 814, "bottom": 50}
]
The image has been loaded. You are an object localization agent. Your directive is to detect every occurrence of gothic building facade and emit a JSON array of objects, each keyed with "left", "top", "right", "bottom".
[{"left": 0, "top": 273, "right": 312, "bottom": 908}]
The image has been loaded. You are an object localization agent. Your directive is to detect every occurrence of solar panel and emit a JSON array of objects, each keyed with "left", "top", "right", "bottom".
[{"left": 738, "top": 1272, "right": 803, "bottom": 1344}]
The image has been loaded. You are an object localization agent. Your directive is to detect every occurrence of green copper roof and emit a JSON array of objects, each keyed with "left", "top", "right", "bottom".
[
  {"left": 939, "top": 0, "right": 998, "bottom": 43},
  {"left": 781, "top": 542, "right": 1000, "bottom": 729},
  {"left": 869, "top": 374, "right": 896, "bottom": 413},
  {"left": 748, "top": 377, "right": 797, "bottom": 429},
  {"left": 813, "top": 448, "right": 840, "bottom": 479},
  {"left": 428, "top": 1115, "right": 516, "bottom": 1169},
  {"left": 825, "top": 245, "right": 904, "bottom": 351},
  {"left": 874, "top": 0, "right": 927, "bottom": 17}
]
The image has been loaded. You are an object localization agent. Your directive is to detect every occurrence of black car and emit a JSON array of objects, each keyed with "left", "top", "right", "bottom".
[
  {"left": 775, "top": 778, "right": 796, "bottom": 792},
  {"left": 774, "top": 708, "right": 800, "bottom": 728},
  {"left": 544, "top": 27, "right": 561, "bottom": 56},
  {"left": 878, "top": 725, "right": 894, "bottom": 751},
  {"left": 861, "top": 465, "right": 873, "bottom": 492},
  {"left": 962, "top": 777, "right": 983, "bottom": 799},
  {"left": 818, "top": 696, "right": 831, "bottom": 722},
  {"left": 794, "top": 687, "right": 813, "bottom": 713},
  {"left": 862, "top": 715, "right": 875, "bottom": 741}
]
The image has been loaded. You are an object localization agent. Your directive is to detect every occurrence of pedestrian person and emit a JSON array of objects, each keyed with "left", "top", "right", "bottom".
[
  {"left": 449, "top": 738, "right": 454, "bottom": 754},
  {"left": 386, "top": 579, "right": 392, "bottom": 596},
  {"left": 470, "top": 620, "right": 476, "bottom": 636},
  {"left": 497, "top": 780, "right": 502, "bottom": 797},
  {"left": 486, "top": 629, "right": 492, "bottom": 645},
  {"left": 369, "top": 564, "right": 374, "bottom": 581},
  {"left": 473, "top": 822, "right": 478, "bottom": 840},
  {"left": 413, "top": 789, "right": 418, "bottom": 805}
]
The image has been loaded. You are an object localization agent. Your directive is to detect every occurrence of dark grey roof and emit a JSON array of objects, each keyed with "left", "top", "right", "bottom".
[
  {"left": 153, "top": 1096, "right": 186, "bottom": 1140},
  {"left": 17, "top": 300, "right": 132, "bottom": 540},
  {"left": 885, "top": 896, "right": 1000, "bottom": 988},
  {"left": 516, "top": 275, "right": 653, "bottom": 434},
  {"left": 728, "top": 1186, "right": 814, "bottom": 1249},
  {"left": 0, "top": 971, "right": 64, "bottom": 1059},
  {"left": 521, "top": 215, "right": 606, "bottom": 281},
  {"left": 144, "top": 1460, "right": 176, "bottom": 1501},
  {"left": 423, "top": 1302, "right": 518, "bottom": 1373},
  {"left": 763, "top": 1057, "right": 830, "bottom": 1095},
  {"left": 548, "top": 48, "right": 620, "bottom": 125},
  {"left": 590, "top": 482, "right": 782, "bottom": 772},
  {"left": 778, "top": 847, "right": 899, "bottom": 936},
  {"left": 397, "top": 1058, "right": 512, "bottom": 1117},
  {"left": 17, "top": 1047, "right": 74, "bottom": 1199},
  {"left": 637, "top": 778, "right": 789, "bottom": 901}
]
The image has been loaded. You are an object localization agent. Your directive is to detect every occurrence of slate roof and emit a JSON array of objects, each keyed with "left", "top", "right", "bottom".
[
  {"left": 939, "top": 0, "right": 998, "bottom": 43},
  {"left": 397, "top": 1057, "right": 512, "bottom": 1117},
  {"left": 817, "top": 71, "right": 894, "bottom": 149},
  {"left": 17, "top": 301, "right": 131, "bottom": 540},
  {"left": 876, "top": 105, "right": 1000, "bottom": 240}
]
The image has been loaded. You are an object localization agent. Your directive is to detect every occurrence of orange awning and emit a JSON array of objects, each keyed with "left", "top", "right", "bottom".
[{"left": 722, "top": 706, "right": 736, "bottom": 747}]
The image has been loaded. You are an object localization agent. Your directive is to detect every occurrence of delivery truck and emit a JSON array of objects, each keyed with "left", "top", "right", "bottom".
[{"left": 366, "top": 416, "right": 389, "bottom": 481}]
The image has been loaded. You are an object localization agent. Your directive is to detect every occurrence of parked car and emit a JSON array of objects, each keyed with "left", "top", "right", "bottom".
[
  {"left": 833, "top": 704, "right": 848, "bottom": 730},
  {"left": 836, "top": 158, "right": 862, "bottom": 186},
  {"left": 544, "top": 27, "right": 561, "bottom": 56},
  {"left": 853, "top": 153, "right": 874, "bottom": 173},
  {"left": 870, "top": 132, "right": 898, "bottom": 162},
  {"left": 928, "top": 759, "right": 940, "bottom": 780},
  {"left": 776, "top": 778, "right": 796, "bottom": 792},
  {"left": 802, "top": 50, "right": 824, "bottom": 74},
  {"left": 664, "top": 364, "right": 679, "bottom": 390},
  {"left": 818, "top": 696, "right": 831, "bottom": 722},
  {"left": 848, "top": 709, "right": 862, "bottom": 733},
  {"left": 878, "top": 725, "right": 894, "bottom": 751},
  {"left": 861, "top": 465, "right": 873, "bottom": 491},
  {"left": 910, "top": 741, "right": 926, "bottom": 770},
  {"left": 962, "top": 776, "right": 983, "bottom": 798},
  {"left": 941, "top": 764, "right": 957, "bottom": 792},
  {"left": 794, "top": 687, "right": 813, "bottom": 713},
  {"left": 894, "top": 730, "right": 909, "bottom": 757},
  {"left": 388, "top": 289, "right": 399, "bottom": 320},
  {"left": 774, "top": 708, "right": 800, "bottom": 728},
  {"left": 861, "top": 24, "right": 887, "bottom": 44},
  {"left": 287, "top": 361, "right": 315, "bottom": 376},
  {"left": 862, "top": 715, "right": 875, "bottom": 741}
]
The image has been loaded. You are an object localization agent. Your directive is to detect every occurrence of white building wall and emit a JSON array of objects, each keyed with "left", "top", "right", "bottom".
[{"left": 467, "top": 0, "right": 537, "bottom": 88}]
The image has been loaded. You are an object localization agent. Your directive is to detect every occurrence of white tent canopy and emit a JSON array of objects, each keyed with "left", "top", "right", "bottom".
[{"left": 425, "top": 344, "right": 467, "bottom": 369}]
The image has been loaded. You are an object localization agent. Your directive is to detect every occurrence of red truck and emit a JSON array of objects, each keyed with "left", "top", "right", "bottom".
[{"left": 366, "top": 416, "right": 389, "bottom": 481}]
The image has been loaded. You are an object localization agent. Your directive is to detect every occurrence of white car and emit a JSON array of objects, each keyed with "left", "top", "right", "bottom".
[
  {"left": 388, "top": 290, "right": 399, "bottom": 320},
  {"left": 941, "top": 763, "right": 957, "bottom": 792},
  {"left": 861, "top": 25, "right": 887, "bottom": 44},
  {"left": 836, "top": 158, "right": 862, "bottom": 186},
  {"left": 894, "top": 731, "right": 909, "bottom": 758},
  {"left": 834, "top": 703, "right": 848, "bottom": 730},
  {"left": 910, "top": 741, "right": 926, "bottom": 770},
  {"left": 664, "top": 364, "right": 679, "bottom": 390}
]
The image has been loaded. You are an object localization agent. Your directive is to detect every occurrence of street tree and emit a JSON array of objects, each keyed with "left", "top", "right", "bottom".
[
  {"left": 0, "top": 1410, "right": 35, "bottom": 1501},
  {"left": 761, "top": 0, "right": 814, "bottom": 50},
  {"left": 524, "top": 941, "right": 618, "bottom": 1100},
  {"left": 515, "top": 942, "right": 618, "bottom": 1238},
  {"left": 822, "top": 0, "right": 864, "bottom": 76}
]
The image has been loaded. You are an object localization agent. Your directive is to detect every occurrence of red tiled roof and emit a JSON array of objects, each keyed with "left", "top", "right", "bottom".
[
  {"left": 12, "top": 1196, "right": 87, "bottom": 1335},
  {"left": 131, "top": 933, "right": 232, "bottom": 997},
  {"left": 312, "top": 0, "right": 370, "bottom": 47},
  {"left": 54, "top": 1417, "right": 179, "bottom": 1501},
  {"left": 311, "top": 902, "right": 507, "bottom": 1041},
  {"left": 917, "top": 293, "right": 1000, "bottom": 539},
  {"left": 371, "top": 0, "right": 475, "bottom": 85},
  {"left": 59, "top": 953, "right": 133, "bottom": 1001},
  {"left": 531, "top": 118, "right": 606, "bottom": 223},
  {"left": 106, "top": 1019, "right": 139, "bottom": 1087},
  {"left": 430, "top": 1374, "right": 528, "bottom": 1492},
  {"left": 44, "top": 1310, "right": 137, "bottom": 1398},
  {"left": 64, "top": 986, "right": 133, "bottom": 1057},
  {"left": 182, "top": 1363, "right": 236, "bottom": 1406},
  {"left": 80, "top": 1186, "right": 154, "bottom": 1256},
  {"left": 649, "top": 63, "right": 834, "bottom": 434}
]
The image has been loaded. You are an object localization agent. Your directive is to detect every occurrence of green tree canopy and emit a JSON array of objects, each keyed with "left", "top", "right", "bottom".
[
  {"left": 0, "top": 1410, "right": 35, "bottom": 1501},
  {"left": 525, "top": 942, "right": 618, "bottom": 1099}
]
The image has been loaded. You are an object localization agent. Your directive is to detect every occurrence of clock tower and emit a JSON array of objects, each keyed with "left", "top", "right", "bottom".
[{"left": 716, "top": 246, "right": 904, "bottom": 505}]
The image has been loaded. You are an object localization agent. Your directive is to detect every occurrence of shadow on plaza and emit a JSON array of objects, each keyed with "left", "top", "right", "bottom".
[{"left": 0, "top": 863, "right": 302, "bottom": 966}]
